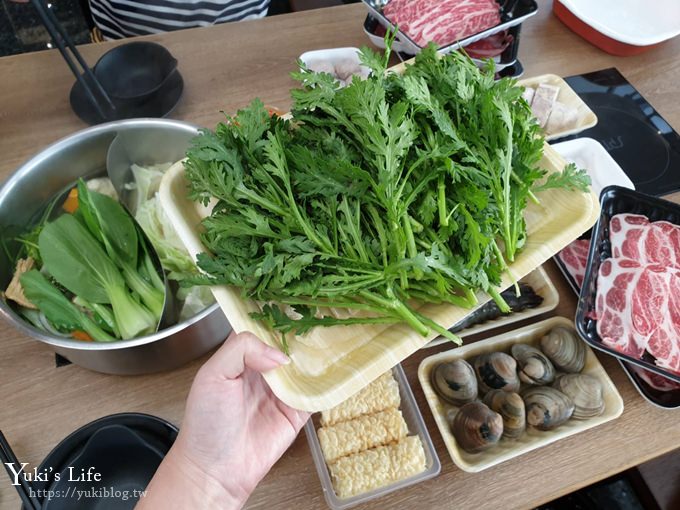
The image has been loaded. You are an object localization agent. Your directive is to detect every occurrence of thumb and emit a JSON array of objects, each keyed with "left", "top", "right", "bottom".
[{"left": 202, "top": 330, "right": 290, "bottom": 380}]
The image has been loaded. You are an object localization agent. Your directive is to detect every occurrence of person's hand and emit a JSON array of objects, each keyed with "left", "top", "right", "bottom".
[{"left": 138, "top": 331, "right": 310, "bottom": 509}]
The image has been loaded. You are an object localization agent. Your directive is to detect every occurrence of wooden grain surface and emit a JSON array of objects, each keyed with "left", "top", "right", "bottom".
[{"left": 1, "top": 2, "right": 679, "bottom": 509}]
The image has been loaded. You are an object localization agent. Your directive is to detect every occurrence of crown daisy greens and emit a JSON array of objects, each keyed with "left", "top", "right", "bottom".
[{"left": 183, "top": 39, "right": 590, "bottom": 351}]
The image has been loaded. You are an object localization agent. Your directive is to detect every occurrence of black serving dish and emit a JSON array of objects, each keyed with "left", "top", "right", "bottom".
[
  {"left": 553, "top": 233, "right": 590, "bottom": 295},
  {"left": 551, "top": 225, "right": 679, "bottom": 409},
  {"left": 363, "top": 14, "right": 524, "bottom": 78},
  {"left": 362, "top": 0, "right": 538, "bottom": 56},
  {"left": 619, "top": 360, "right": 680, "bottom": 409},
  {"left": 23, "top": 413, "right": 177, "bottom": 509},
  {"left": 576, "top": 185, "right": 680, "bottom": 383}
]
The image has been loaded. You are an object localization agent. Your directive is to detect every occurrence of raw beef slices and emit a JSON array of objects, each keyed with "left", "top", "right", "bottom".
[
  {"left": 383, "top": 0, "right": 501, "bottom": 48},
  {"left": 596, "top": 213, "right": 680, "bottom": 374},
  {"left": 557, "top": 238, "right": 590, "bottom": 288}
]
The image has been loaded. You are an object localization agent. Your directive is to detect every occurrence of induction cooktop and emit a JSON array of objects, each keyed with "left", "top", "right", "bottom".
[{"left": 561, "top": 68, "right": 680, "bottom": 196}]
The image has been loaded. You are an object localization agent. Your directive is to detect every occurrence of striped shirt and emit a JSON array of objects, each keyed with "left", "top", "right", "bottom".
[{"left": 89, "top": 0, "right": 270, "bottom": 39}]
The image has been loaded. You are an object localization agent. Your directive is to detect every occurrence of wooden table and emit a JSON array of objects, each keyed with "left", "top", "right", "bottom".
[{"left": 1, "top": 2, "right": 679, "bottom": 509}]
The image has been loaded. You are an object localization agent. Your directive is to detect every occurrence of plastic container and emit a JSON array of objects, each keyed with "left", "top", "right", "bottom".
[
  {"left": 362, "top": 14, "right": 522, "bottom": 72},
  {"left": 619, "top": 360, "right": 680, "bottom": 410},
  {"left": 361, "top": 0, "right": 538, "bottom": 56},
  {"left": 576, "top": 185, "right": 680, "bottom": 383},
  {"left": 305, "top": 364, "right": 440, "bottom": 509},
  {"left": 553, "top": 0, "right": 680, "bottom": 56},
  {"left": 418, "top": 317, "right": 624, "bottom": 473}
]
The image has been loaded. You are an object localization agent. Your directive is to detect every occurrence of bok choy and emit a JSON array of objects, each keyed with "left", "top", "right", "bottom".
[
  {"left": 20, "top": 270, "right": 116, "bottom": 342},
  {"left": 76, "top": 180, "right": 165, "bottom": 317},
  {"left": 36, "top": 212, "right": 158, "bottom": 339}
]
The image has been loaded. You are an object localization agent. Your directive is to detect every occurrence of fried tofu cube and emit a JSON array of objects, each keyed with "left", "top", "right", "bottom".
[
  {"left": 318, "top": 407, "right": 408, "bottom": 462},
  {"left": 328, "top": 436, "right": 427, "bottom": 498},
  {"left": 320, "top": 371, "right": 401, "bottom": 426}
]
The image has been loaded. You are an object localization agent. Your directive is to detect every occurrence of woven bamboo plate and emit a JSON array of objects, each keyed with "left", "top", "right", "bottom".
[
  {"left": 418, "top": 317, "right": 624, "bottom": 473},
  {"left": 425, "top": 265, "right": 559, "bottom": 348},
  {"left": 159, "top": 143, "right": 599, "bottom": 412}
]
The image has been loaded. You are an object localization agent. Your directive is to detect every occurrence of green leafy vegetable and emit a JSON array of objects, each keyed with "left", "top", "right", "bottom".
[
  {"left": 533, "top": 162, "right": 591, "bottom": 193},
  {"left": 76, "top": 180, "right": 165, "bottom": 318},
  {"left": 20, "top": 270, "right": 115, "bottom": 341},
  {"left": 183, "top": 39, "right": 590, "bottom": 346},
  {"left": 38, "top": 213, "right": 156, "bottom": 339}
]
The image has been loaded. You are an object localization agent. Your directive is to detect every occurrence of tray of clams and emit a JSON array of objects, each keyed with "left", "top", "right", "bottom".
[{"left": 418, "top": 316, "right": 624, "bottom": 473}]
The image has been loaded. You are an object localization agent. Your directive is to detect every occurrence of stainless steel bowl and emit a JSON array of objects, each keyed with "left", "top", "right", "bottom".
[{"left": 0, "top": 118, "right": 231, "bottom": 374}]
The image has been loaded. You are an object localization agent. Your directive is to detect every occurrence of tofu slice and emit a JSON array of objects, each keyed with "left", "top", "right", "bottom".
[
  {"left": 328, "top": 436, "right": 427, "bottom": 498},
  {"left": 531, "top": 83, "right": 560, "bottom": 128},
  {"left": 318, "top": 407, "right": 408, "bottom": 462},
  {"left": 320, "top": 371, "right": 401, "bottom": 426}
]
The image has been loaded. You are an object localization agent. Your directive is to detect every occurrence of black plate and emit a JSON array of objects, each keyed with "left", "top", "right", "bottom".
[
  {"left": 24, "top": 413, "right": 177, "bottom": 509},
  {"left": 69, "top": 70, "right": 184, "bottom": 126},
  {"left": 576, "top": 185, "right": 680, "bottom": 383}
]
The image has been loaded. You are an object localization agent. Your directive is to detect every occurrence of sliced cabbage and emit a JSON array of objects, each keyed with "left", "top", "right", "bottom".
[
  {"left": 126, "top": 163, "right": 170, "bottom": 214},
  {"left": 129, "top": 163, "right": 215, "bottom": 317},
  {"left": 178, "top": 286, "right": 215, "bottom": 322}
]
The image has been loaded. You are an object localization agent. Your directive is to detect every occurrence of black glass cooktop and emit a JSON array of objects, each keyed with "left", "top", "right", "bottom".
[{"left": 561, "top": 68, "right": 680, "bottom": 197}]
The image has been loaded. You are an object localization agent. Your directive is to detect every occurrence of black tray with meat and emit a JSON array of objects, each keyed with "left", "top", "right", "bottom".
[
  {"left": 576, "top": 185, "right": 680, "bottom": 384},
  {"left": 363, "top": 14, "right": 525, "bottom": 78},
  {"left": 619, "top": 361, "right": 680, "bottom": 409},
  {"left": 361, "top": 0, "right": 538, "bottom": 56}
]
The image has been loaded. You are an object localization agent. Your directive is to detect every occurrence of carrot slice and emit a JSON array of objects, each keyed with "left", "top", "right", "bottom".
[
  {"left": 72, "top": 330, "right": 93, "bottom": 341},
  {"left": 62, "top": 188, "right": 79, "bottom": 213}
]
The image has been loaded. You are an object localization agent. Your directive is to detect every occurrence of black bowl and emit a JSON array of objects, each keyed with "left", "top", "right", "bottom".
[
  {"left": 24, "top": 413, "right": 177, "bottom": 509},
  {"left": 576, "top": 185, "right": 680, "bottom": 383},
  {"left": 69, "top": 70, "right": 184, "bottom": 125},
  {"left": 95, "top": 42, "right": 178, "bottom": 101}
]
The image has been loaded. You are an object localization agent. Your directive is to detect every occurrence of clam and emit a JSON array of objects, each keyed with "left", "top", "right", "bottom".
[
  {"left": 472, "top": 352, "right": 520, "bottom": 394},
  {"left": 431, "top": 359, "right": 478, "bottom": 406},
  {"left": 553, "top": 374, "right": 605, "bottom": 419},
  {"left": 511, "top": 344, "right": 556, "bottom": 385},
  {"left": 450, "top": 402, "right": 503, "bottom": 453},
  {"left": 483, "top": 389, "right": 526, "bottom": 439},
  {"left": 540, "top": 326, "right": 586, "bottom": 373},
  {"left": 522, "top": 386, "right": 574, "bottom": 430}
]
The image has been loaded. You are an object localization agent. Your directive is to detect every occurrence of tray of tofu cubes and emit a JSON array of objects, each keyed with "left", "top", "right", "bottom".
[
  {"left": 418, "top": 317, "right": 624, "bottom": 473},
  {"left": 305, "top": 365, "right": 440, "bottom": 509},
  {"left": 520, "top": 74, "right": 598, "bottom": 141}
]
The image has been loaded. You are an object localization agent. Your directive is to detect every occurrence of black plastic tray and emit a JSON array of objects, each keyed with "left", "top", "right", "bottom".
[
  {"left": 553, "top": 233, "right": 590, "bottom": 295},
  {"left": 576, "top": 185, "right": 680, "bottom": 384},
  {"left": 619, "top": 360, "right": 680, "bottom": 409},
  {"left": 362, "top": 0, "right": 538, "bottom": 55}
]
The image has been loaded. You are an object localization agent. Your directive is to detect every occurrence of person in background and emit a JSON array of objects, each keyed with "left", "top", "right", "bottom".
[
  {"left": 87, "top": 0, "right": 271, "bottom": 39},
  {"left": 10, "top": 0, "right": 272, "bottom": 42},
  {"left": 136, "top": 331, "right": 309, "bottom": 509}
]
